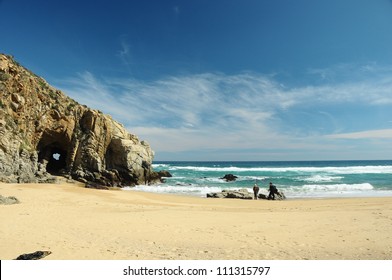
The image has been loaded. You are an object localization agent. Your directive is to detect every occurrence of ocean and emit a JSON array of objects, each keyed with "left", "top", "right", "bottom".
[{"left": 128, "top": 160, "right": 392, "bottom": 199}]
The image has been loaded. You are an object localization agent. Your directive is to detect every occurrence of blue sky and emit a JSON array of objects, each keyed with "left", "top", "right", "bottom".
[{"left": 1, "top": 0, "right": 392, "bottom": 161}]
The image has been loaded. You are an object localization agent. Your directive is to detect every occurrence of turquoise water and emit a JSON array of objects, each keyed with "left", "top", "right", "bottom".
[{"left": 129, "top": 160, "right": 392, "bottom": 199}]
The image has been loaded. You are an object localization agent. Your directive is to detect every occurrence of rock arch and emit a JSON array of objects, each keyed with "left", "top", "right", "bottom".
[
  {"left": 44, "top": 145, "right": 67, "bottom": 174},
  {"left": 37, "top": 130, "right": 71, "bottom": 175}
]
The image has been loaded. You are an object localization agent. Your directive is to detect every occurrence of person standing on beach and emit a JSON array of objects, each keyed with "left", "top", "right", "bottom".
[
  {"left": 268, "top": 182, "right": 279, "bottom": 200},
  {"left": 253, "top": 183, "right": 260, "bottom": 200}
]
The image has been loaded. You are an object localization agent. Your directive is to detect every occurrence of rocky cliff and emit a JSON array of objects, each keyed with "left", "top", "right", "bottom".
[{"left": 0, "top": 54, "right": 159, "bottom": 187}]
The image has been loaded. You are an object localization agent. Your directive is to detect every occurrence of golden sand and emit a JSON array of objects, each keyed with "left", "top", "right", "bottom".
[{"left": 1, "top": 182, "right": 392, "bottom": 260}]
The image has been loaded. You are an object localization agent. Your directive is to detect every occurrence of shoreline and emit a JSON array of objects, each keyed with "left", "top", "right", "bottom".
[
  {"left": 149, "top": 160, "right": 392, "bottom": 200},
  {"left": 127, "top": 185, "right": 392, "bottom": 200},
  {"left": 1, "top": 182, "right": 392, "bottom": 260}
]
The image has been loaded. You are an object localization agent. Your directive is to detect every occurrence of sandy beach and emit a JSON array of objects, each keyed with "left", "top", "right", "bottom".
[{"left": 1, "top": 182, "right": 392, "bottom": 260}]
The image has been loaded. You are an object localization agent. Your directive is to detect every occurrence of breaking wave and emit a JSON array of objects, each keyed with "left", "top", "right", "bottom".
[{"left": 164, "top": 165, "right": 392, "bottom": 174}]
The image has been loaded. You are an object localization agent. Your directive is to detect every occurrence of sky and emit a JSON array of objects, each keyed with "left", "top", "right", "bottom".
[{"left": 1, "top": 0, "right": 392, "bottom": 161}]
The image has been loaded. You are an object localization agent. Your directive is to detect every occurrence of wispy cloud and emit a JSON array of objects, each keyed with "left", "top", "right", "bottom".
[
  {"left": 308, "top": 62, "right": 392, "bottom": 85},
  {"left": 326, "top": 129, "right": 392, "bottom": 139},
  {"left": 56, "top": 64, "right": 392, "bottom": 160},
  {"left": 117, "top": 36, "right": 132, "bottom": 67}
]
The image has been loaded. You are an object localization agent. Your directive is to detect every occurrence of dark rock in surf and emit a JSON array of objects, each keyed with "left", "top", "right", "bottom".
[
  {"left": 147, "top": 170, "right": 172, "bottom": 183},
  {"left": 220, "top": 174, "right": 238, "bottom": 182},
  {"left": 157, "top": 170, "right": 172, "bottom": 178}
]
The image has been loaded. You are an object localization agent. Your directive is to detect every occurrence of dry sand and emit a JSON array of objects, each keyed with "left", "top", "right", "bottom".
[{"left": 1, "top": 182, "right": 392, "bottom": 260}]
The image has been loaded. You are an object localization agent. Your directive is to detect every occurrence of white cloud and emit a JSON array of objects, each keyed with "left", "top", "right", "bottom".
[
  {"left": 326, "top": 129, "right": 392, "bottom": 139},
  {"left": 56, "top": 66, "right": 392, "bottom": 159}
]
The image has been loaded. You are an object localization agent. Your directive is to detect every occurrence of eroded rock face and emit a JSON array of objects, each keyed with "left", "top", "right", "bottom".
[{"left": 0, "top": 54, "right": 158, "bottom": 186}]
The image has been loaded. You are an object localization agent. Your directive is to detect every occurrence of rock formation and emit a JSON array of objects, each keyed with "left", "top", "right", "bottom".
[
  {"left": 14, "top": 250, "right": 52, "bottom": 260},
  {"left": 0, "top": 194, "right": 20, "bottom": 205},
  {"left": 220, "top": 174, "right": 238, "bottom": 182},
  {"left": 207, "top": 189, "right": 253, "bottom": 199},
  {"left": 0, "top": 54, "right": 160, "bottom": 187},
  {"left": 258, "top": 191, "right": 286, "bottom": 200},
  {"left": 207, "top": 189, "right": 286, "bottom": 200}
]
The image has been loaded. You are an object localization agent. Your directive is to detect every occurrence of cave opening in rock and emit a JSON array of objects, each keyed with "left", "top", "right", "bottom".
[
  {"left": 38, "top": 142, "right": 68, "bottom": 175},
  {"left": 37, "top": 132, "right": 69, "bottom": 175},
  {"left": 47, "top": 147, "right": 67, "bottom": 174}
]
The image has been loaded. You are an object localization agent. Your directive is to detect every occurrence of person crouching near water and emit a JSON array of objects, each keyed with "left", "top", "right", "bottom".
[
  {"left": 268, "top": 182, "right": 279, "bottom": 200},
  {"left": 253, "top": 183, "right": 260, "bottom": 200}
]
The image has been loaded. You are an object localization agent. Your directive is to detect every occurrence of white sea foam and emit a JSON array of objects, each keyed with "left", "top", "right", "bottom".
[
  {"left": 125, "top": 184, "right": 223, "bottom": 197},
  {"left": 124, "top": 182, "right": 392, "bottom": 198},
  {"left": 152, "top": 163, "right": 170, "bottom": 169},
  {"left": 166, "top": 165, "right": 392, "bottom": 174},
  {"left": 301, "top": 175, "right": 343, "bottom": 183},
  {"left": 170, "top": 176, "right": 187, "bottom": 180},
  {"left": 236, "top": 176, "right": 269, "bottom": 182},
  {"left": 303, "top": 183, "right": 373, "bottom": 191},
  {"left": 196, "top": 177, "right": 226, "bottom": 183},
  {"left": 284, "top": 183, "right": 380, "bottom": 198}
]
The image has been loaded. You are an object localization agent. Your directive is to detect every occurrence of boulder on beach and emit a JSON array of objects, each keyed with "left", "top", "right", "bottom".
[
  {"left": 207, "top": 189, "right": 287, "bottom": 200},
  {"left": 207, "top": 189, "right": 253, "bottom": 199},
  {"left": 258, "top": 191, "right": 286, "bottom": 200},
  {"left": 15, "top": 250, "right": 52, "bottom": 260},
  {"left": 0, "top": 194, "right": 20, "bottom": 205}
]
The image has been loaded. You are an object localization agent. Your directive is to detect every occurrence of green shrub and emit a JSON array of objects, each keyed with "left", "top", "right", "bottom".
[{"left": 0, "top": 72, "right": 10, "bottom": 81}]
